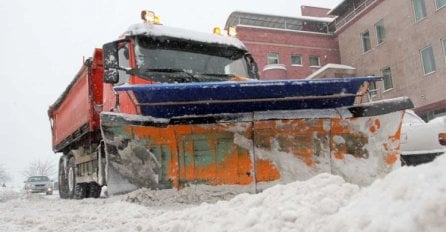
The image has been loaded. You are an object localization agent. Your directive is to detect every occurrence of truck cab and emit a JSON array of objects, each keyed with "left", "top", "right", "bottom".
[
  {"left": 100, "top": 12, "right": 259, "bottom": 115},
  {"left": 102, "top": 13, "right": 258, "bottom": 85}
]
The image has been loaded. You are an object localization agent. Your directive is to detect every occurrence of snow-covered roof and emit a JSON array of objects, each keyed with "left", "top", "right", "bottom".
[
  {"left": 262, "top": 64, "right": 287, "bottom": 72},
  {"left": 327, "top": 0, "right": 351, "bottom": 16},
  {"left": 126, "top": 23, "right": 247, "bottom": 50},
  {"left": 306, "top": 63, "right": 356, "bottom": 79}
]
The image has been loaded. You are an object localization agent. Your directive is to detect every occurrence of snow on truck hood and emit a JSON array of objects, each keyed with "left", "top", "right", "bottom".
[{"left": 126, "top": 23, "right": 247, "bottom": 50}]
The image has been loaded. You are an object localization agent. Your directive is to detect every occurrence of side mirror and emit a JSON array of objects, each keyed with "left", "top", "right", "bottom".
[
  {"left": 102, "top": 39, "right": 129, "bottom": 84},
  {"left": 104, "top": 69, "right": 119, "bottom": 84},
  {"left": 245, "top": 54, "right": 259, "bottom": 80},
  {"left": 103, "top": 41, "right": 119, "bottom": 70}
]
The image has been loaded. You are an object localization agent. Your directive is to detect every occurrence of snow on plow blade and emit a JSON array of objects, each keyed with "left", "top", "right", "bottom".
[{"left": 100, "top": 94, "right": 413, "bottom": 194}]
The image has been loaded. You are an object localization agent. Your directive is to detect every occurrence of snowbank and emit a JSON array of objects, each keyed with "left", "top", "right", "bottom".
[
  {"left": 321, "top": 154, "right": 446, "bottom": 232},
  {"left": 136, "top": 155, "right": 446, "bottom": 231},
  {"left": 0, "top": 187, "right": 21, "bottom": 203},
  {"left": 0, "top": 154, "right": 445, "bottom": 232},
  {"left": 140, "top": 174, "right": 359, "bottom": 232}
]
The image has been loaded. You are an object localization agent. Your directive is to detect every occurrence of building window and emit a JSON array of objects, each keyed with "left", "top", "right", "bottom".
[
  {"left": 381, "top": 67, "right": 393, "bottom": 91},
  {"left": 436, "top": 0, "right": 446, "bottom": 10},
  {"left": 267, "top": 53, "right": 279, "bottom": 64},
  {"left": 368, "top": 79, "right": 378, "bottom": 97},
  {"left": 442, "top": 38, "right": 446, "bottom": 64},
  {"left": 361, "top": 30, "right": 371, "bottom": 52},
  {"left": 412, "top": 0, "right": 427, "bottom": 22},
  {"left": 375, "top": 20, "right": 385, "bottom": 45},
  {"left": 369, "top": 80, "right": 377, "bottom": 91},
  {"left": 420, "top": 46, "right": 436, "bottom": 75},
  {"left": 291, "top": 55, "right": 302, "bottom": 66},
  {"left": 309, "top": 56, "right": 320, "bottom": 67}
]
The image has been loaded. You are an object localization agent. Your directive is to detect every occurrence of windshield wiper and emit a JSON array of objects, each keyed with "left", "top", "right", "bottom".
[
  {"left": 135, "top": 69, "right": 237, "bottom": 83},
  {"left": 141, "top": 68, "right": 199, "bottom": 83},
  {"left": 200, "top": 73, "right": 236, "bottom": 77},
  {"left": 195, "top": 73, "right": 236, "bottom": 81}
]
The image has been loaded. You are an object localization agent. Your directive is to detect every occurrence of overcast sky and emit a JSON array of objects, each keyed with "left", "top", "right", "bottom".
[{"left": 0, "top": 0, "right": 341, "bottom": 185}]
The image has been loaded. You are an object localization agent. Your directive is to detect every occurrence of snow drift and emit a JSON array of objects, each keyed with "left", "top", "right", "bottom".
[{"left": 1, "top": 154, "right": 445, "bottom": 232}]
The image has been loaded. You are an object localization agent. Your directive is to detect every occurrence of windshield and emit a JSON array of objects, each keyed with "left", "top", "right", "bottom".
[
  {"left": 27, "top": 176, "right": 49, "bottom": 182},
  {"left": 133, "top": 36, "right": 250, "bottom": 83}
]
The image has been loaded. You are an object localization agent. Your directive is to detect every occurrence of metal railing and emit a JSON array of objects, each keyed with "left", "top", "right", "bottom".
[
  {"left": 334, "top": 0, "right": 377, "bottom": 31},
  {"left": 229, "top": 15, "right": 331, "bottom": 34}
]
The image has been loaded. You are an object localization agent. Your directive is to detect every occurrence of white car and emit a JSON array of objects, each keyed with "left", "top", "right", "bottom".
[
  {"left": 400, "top": 110, "right": 446, "bottom": 165},
  {"left": 24, "top": 176, "right": 54, "bottom": 195}
]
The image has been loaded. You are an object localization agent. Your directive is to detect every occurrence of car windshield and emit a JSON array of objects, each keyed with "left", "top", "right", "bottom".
[
  {"left": 27, "top": 176, "right": 49, "bottom": 182},
  {"left": 133, "top": 36, "right": 249, "bottom": 83}
]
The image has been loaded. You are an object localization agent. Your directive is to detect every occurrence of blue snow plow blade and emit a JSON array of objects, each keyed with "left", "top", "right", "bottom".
[{"left": 114, "top": 77, "right": 379, "bottom": 118}]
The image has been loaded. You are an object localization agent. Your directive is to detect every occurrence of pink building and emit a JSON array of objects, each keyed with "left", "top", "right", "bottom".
[
  {"left": 225, "top": 10, "right": 340, "bottom": 79},
  {"left": 329, "top": 0, "right": 446, "bottom": 120},
  {"left": 225, "top": 1, "right": 446, "bottom": 120}
]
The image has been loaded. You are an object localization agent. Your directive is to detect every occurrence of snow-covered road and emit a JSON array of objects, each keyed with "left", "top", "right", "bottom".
[{"left": 1, "top": 154, "right": 446, "bottom": 232}]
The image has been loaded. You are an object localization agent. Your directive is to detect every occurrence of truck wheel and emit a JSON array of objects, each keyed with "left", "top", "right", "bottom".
[
  {"left": 58, "top": 157, "right": 69, "bottom": 199},
  {"left": 88, "top": 182, "right": 101, "bottom": 198},
  {"left": 66, "top": 157, "right": 76, "bottom": 199},
  {"left": 74, "top": 183, "right": 87, "bottom": 199}
]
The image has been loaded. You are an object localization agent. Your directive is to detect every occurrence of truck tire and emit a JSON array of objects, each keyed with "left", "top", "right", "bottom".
[
  {"left": 74, "top": 183, "right": 87, "bottom": 199},
  {"left": 58, "top": 157, "right": 70, "bottom": 199},
  {"left": 66, "top": 156, "right": 76, "bottom": 199},
  {"left": 401, "top": 153, "right": 440, "bottom": 166},
  {"left": 88, "top": 182, "right": 101, "bottom": 198}
]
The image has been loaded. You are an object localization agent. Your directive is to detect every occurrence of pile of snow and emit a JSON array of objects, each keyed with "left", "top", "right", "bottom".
[
  {"left": 0, "top": 154, "right": 445, "bottom": 231},
  {"left": 0, "top": 187, "right": 21, "bottom": 203},
  {"left": 123, "top": 184, "right": 249, "bottom": 207},
  {"left": 139, "top": 174, "right": 358, "bottom": 231},
  {"left": 322, "top": 154, "right": 446, "bottom": 231}
]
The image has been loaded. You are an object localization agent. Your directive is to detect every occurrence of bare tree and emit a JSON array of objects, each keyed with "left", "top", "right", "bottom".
[
  {"left": 0, "top": 164, "right": 11, "bottom": 184},
  {"left": 22, "top": 158, "right": 57, "bottom": 179}
]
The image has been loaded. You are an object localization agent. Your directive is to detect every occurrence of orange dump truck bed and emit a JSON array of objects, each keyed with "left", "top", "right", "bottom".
[{"left": 48, "top": 49, "right": 104, "bottom": 152}]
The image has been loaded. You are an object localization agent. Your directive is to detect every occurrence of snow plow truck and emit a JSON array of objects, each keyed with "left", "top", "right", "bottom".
[{"left": 48, "top": 11, "right": 413, "bottom": 199}]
